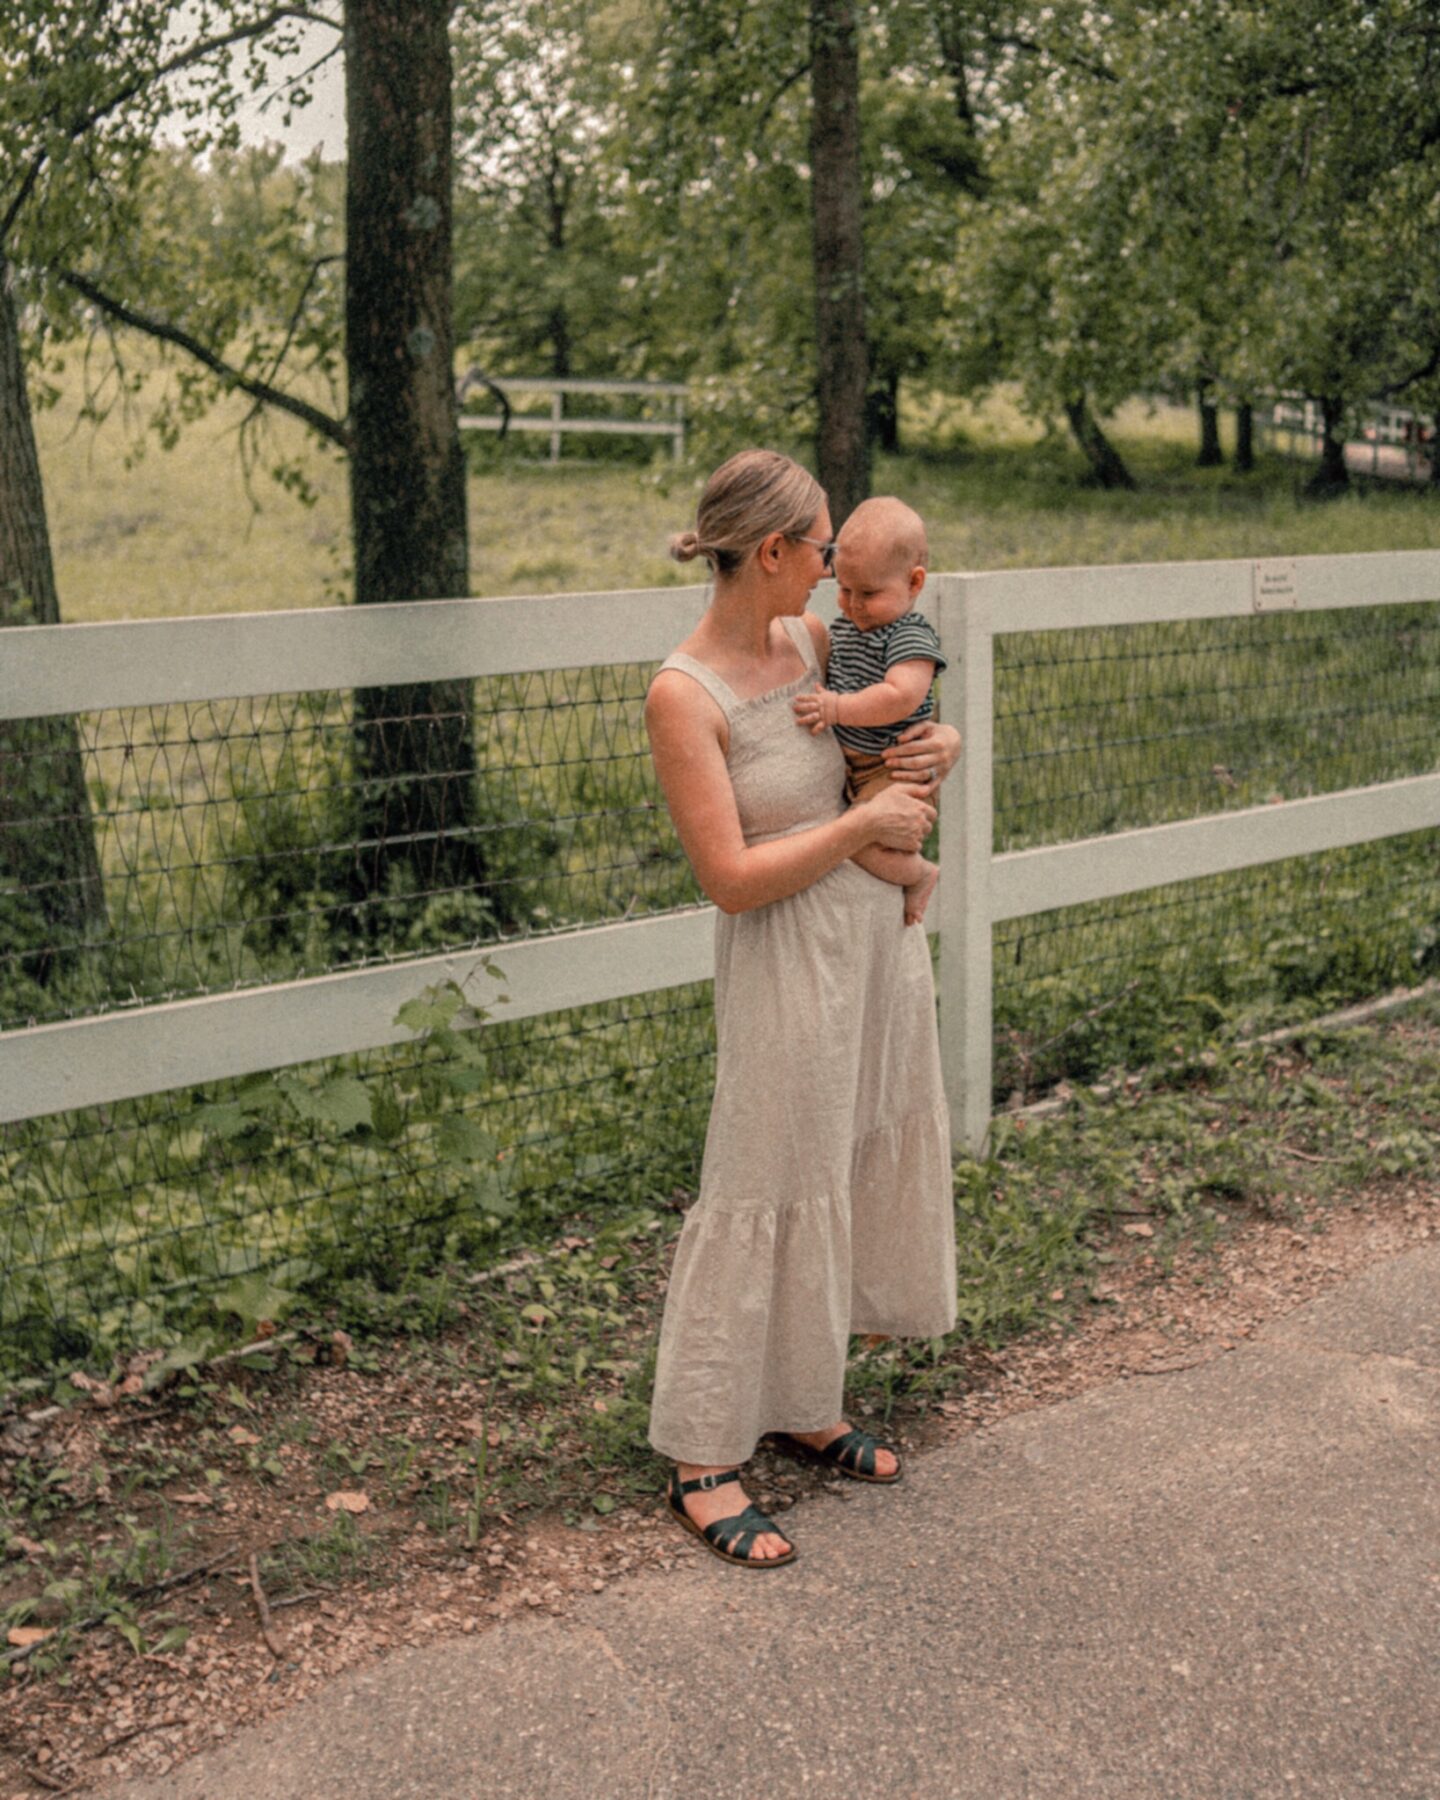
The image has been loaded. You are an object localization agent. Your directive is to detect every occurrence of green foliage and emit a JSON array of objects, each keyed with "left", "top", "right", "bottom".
[
  {"left": 4, "top": 4, "right": 344, "bottom": 499},
  {"left": 943, "top": 0, "right": 1440, "bottom": 449}
]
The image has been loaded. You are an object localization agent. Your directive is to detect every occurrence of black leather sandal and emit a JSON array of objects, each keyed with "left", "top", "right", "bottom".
[
  {"left": 769, "top": 1425, "right": 902, "bottom": 1484},
  {"left": 666, "top": 1468, "right": 797, "bottom": 1569}
]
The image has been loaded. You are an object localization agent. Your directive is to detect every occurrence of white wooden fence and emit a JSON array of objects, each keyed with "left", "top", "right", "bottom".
[
  {"left": 458, "top": 375, "right": 687, "bottom": 463},
  {"left": 3, "top": 552, "right": 1439, "bottom": 1156},
  {"left": 1260, "top": 398, "right": 1435, "bottom": 482}
]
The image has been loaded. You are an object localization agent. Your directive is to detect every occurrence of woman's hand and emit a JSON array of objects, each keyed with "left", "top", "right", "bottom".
[
  {"left": 864, "top": 781, "right": 937, "bottom": 853},
  {"left": 882, "top": 720, "right": 961, "bottom": 786}
]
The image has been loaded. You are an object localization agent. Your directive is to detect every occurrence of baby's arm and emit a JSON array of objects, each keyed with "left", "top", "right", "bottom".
[{"left": 793, "top": 658, "right": 936, "bottom": 735}]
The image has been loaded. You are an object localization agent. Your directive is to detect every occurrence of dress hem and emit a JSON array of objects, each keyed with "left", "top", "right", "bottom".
[{"left": 648, "top": 1311, "right": 957, "bottom": 1466}]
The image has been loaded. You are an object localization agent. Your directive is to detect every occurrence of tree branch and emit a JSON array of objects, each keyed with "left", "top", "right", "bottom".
[
  {"left": 1375, "top": 344, "right": 1440, "bottom": 401},
  {"left": 72, "top": 6, "right": 340, "bottom": 140},
  {"left": 456, "top": 366, "right": 513, "bottom": 437},
  {"left": 934, "top": 18, "right": 976, "bottom": 132},
  {"left": 752, "top": 60, "right": 811, "bottom": 146},
  {"left": 983, "top": 31, "right": 1117, "bottom": 83},
  {"left": 1, "top": 7, "right": 340, "bottom": 246},
  {"left": 57, "top": 268, "right": 351, "bottom": 451},
  {"left": 249, "top": 33, "right": 346, "bottom": 136},
  {"left": 241, "top": 252, "right": 346, "bottom": 431}
]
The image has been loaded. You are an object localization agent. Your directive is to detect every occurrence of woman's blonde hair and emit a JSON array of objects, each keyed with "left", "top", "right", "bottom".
[{"left": 669, "top": 449, "right": 825, "bottom": 578}]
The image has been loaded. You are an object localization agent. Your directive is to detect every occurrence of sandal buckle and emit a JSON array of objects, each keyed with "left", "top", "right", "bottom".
[{"left": 699, "top": 1473, "right": 727, "bottom": 1490}]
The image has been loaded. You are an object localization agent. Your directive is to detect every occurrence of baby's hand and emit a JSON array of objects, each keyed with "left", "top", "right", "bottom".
[{"left": 793, "top": 687, "right": 840, "bottom": 735}]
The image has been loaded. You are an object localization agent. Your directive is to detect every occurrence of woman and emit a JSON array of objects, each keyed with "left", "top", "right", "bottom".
[{"left": 646, "top": 449, "right": 960, "bottom": 1567}]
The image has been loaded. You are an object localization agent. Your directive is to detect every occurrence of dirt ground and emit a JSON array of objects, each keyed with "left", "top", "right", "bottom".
[{"left": 1, "top": 1150, "right": 1435, "bottom": 1797}]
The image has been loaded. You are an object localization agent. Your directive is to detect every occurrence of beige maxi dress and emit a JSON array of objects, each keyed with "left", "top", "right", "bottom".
[{"left": 647, "top": 613, "right": 958, "bottom": 1468}]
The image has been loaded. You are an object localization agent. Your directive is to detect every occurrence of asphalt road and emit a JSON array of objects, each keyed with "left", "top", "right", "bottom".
[{"left": 101, "top": 1241, "right": 1440, "bottom": 1800}]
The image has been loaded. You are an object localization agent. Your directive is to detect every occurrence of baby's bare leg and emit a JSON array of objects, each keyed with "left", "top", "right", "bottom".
[{"left": 851, "top": 842, "right": 940, "bottom": 927}]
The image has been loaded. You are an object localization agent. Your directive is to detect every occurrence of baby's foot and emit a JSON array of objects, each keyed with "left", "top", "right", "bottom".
[{"left": 903, "top": 859, "right": 940, "bottom": 926}]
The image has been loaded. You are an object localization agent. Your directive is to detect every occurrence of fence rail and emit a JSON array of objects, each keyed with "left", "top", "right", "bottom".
[
  {"left": 3, "top": 553, "right": 1439, "bottom": 1358},
  {"left": 5, "top": 551, "right": 1440, "bottom": 1142},
  {"left": 457, "top": 374, "right": 687, "bottom": 464},
  {"left": 1259, "top": 397, "right": 1436, "bottom": 482},
  {"left": 938, "top": 554, "right": 1440, "bottom": 1144}
]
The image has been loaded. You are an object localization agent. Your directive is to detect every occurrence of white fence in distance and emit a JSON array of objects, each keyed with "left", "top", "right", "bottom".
[
  {"left": 3, "top": 553, "right": 1440, "bottom": 1156},
  {"left": 1259, "top": 397, "right": 1436, "bottom": 483},
  {"left": 457, "top": 374, "right": 687, "bottom": 464}
]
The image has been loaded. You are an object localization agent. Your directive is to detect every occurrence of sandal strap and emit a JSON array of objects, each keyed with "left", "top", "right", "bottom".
[
  {"left": 826, "top": 1428, "right": 885, "bottom": 1476},
  {"left": 674, "top": 1467, "right": 744, "bottom": 1497},
  {"left": 703, "top": 1503, "right": 789, "bottom": 1559}
]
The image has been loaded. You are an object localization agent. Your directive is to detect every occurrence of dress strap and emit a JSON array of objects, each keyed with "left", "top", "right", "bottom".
[
  {"left": 654, "top": 652, "right": 737, "bottom": 720},
  {"left": 780, "top": 613, "right": 821, "bottom": 675}
]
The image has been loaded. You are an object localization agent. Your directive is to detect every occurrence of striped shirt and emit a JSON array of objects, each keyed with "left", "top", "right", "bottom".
[{"left": 828, "top": 612, "right": 947, "bottom": 754}]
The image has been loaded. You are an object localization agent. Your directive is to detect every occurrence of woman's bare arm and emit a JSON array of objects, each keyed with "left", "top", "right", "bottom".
[{"left": 646, "top": 670, "right": 934, "bottom": 915}]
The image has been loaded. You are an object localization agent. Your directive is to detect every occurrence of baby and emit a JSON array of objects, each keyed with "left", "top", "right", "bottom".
[{"left": 793, "top": 496, "right": 944, "bottom": 925}]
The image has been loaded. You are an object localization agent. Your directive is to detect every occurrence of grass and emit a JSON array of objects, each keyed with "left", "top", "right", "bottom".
[
  {"left": 4, "top": 347, "right": 1438, "bottom": 1372},
  {"left": 4, "top": 991, "right": 1437, "bottom": 1683},
  {"left": 31, "top": 359, "right": 1440, "bottom": 622}
]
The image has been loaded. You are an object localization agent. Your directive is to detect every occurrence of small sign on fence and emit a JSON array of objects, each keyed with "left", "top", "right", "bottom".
[{"left": 1252, "top": 559, "right": 1298, "bottom": 611}]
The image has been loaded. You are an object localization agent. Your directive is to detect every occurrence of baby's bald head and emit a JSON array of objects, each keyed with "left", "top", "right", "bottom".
[{"left": 837, "top": 496, "right": 929, "bottom": 579}]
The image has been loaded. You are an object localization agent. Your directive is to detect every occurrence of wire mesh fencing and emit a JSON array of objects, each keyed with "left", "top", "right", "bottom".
[
  {"left": 2, "top": 582, "right": 1438, "bottom": 1371},
  {"left": 989, "top": 601, "right": 1440, "bottom": 1098},
  {"left": 1, "top": 982, "right": 713, "bottom": 1369},
  {"left": 2, "top": 654, "right": 709, "bottom": 1370},
  {"left": 1, "top": 664, "right": 699, "bottom": 1032}
]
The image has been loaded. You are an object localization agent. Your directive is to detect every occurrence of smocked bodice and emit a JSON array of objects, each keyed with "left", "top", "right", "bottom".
[{"left": 656, "top": 616, "right": 846, "bottom": 844}]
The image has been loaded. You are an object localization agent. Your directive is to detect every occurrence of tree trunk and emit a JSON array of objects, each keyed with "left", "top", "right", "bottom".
[
  {"left": 1234, "top": 400, "right": 1255, "bottom": 473},
  {"left": 1304, "top": 394, "right": 1350, "bottom": 496},
  {"left": 1063, "top": 394, "right": 1137, "bottom": 490},
  {"left": 866, "top": 367, "right": 900, "bottom": 455},
  {"left": 547, "top": 152, "right": 570, "bottom": 400},
  {"left": 0, "top": 257, "right": 107, "bottom": 983},
  {"left": 1429, "top": 413, "right": 1440, "bottom": 488},
  {"left": 1196, "top": 380, "right": 1223, "bottom": 466},
  {"left": 345, "top": 0, "right": 480, "bottom": 903},
  {"left": 549, "top": 306, "right": 571, "bottom": 380},
  {"left": 809, "top": 0, "right": 870, "bottom": 528}
]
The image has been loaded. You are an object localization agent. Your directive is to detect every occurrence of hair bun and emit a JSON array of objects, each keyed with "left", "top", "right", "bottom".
[{"left": 669, "top": 530, "right": 702, "bottom": 563}]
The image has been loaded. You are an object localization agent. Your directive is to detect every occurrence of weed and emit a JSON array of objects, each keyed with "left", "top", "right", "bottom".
[{"left": 265, "top": 1514, "right": 376, "bottom": 1594}]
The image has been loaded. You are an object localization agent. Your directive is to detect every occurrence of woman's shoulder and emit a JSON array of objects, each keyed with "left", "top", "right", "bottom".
[
  {"left": 799, "top": 610, "right": 830, "bottom": 665},
  {"left": 645, "top": 659, "right": 728, "bottom": 735}
]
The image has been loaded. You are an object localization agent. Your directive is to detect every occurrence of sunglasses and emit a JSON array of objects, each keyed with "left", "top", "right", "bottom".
[{"left": 792, "top": 534, "right": 838, "bottom": 573}]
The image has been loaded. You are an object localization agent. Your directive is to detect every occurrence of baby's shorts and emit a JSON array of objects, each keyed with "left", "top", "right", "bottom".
[{"left": 842, "top": 746, "right": 937, "bottom": 806}]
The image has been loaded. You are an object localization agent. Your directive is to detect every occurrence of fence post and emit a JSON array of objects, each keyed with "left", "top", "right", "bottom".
[
  {"left": 936, "top": 573, "right": 994, "bottom": 1159},
  {"left": 673, "top": 393, "right": 686, "bottom": 463},
  {"left": 550, "top": 390, "right": 563, "bottom": 464}
]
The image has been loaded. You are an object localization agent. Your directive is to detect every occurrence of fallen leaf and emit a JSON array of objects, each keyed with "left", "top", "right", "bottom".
[
  {"left": 7, "top": 1536, "right": 46, "bottom": 1558},
  {"left": 1123, "top": 1222, "right": 1155, "bottom": 1238},
  {"left": 325, "top": 1490, "right": 370, "bottom": 1514},
  {"left": 6, "top": 1627, "right": 52, "bottom": 1648},
  {"left": 227, "top": 1426, "right": 260, "bottom": 1446},
  {"left": 170, "top": 1491, "right": 212, "bottom": 1507}
]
